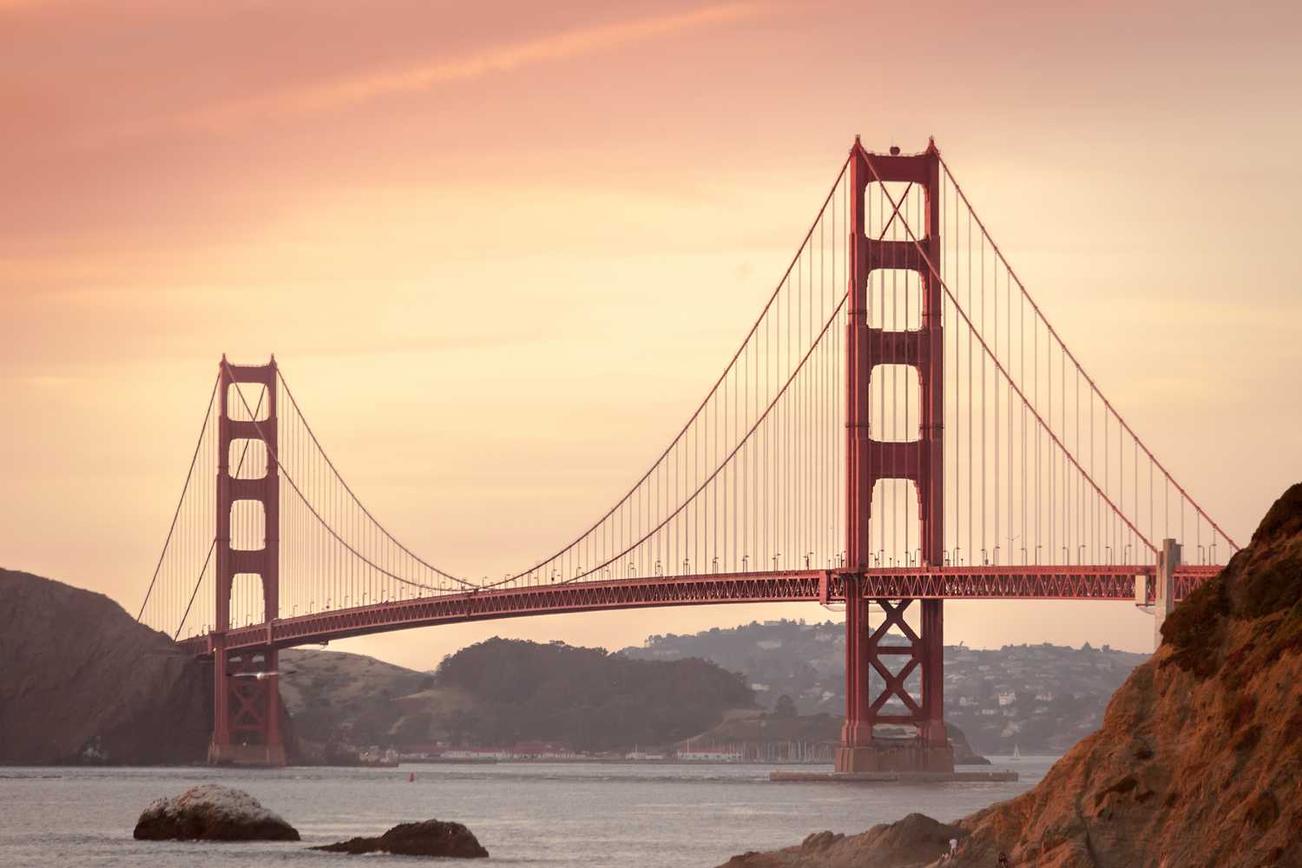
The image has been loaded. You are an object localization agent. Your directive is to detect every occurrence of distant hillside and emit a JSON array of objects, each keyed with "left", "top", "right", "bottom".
[
  {"left": 278, "top": 648, "right": 449, "bottom": 762},
  {"left": 438, "top": 639, "right": 756, "bottom": 751},
  {"left": 0, "top": 568, "right": 211, "bottom": 765},
  {"left": 280, "top": 638, "right": 756, "bottom": 755},
  {"left": 624, "top": 621, "right": 1148, "bottom": 753},
  {"left": 0, "top": 568, "right": 759, "bottom": 765}
]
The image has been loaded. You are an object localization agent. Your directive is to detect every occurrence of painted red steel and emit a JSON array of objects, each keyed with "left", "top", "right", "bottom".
[
  {"left": 211, "top": 358, "right": 285, "bottom": 766},
  {"left": 180, "top": 564, "right": 1215, "bottom": 657},
  {"left": 840, "top": 139, "right": 949, "bottom": 771}
]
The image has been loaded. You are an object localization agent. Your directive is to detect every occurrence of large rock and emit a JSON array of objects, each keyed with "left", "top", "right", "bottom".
[
  {"left": 312, "top": 819, "right": 488, "bottom": 858},
  {"left": 133, "top": 784, "right": 299, "bottom": 841},
  {"left": 723, "top": 813, "right": 963, "bottom": 867},
  {"left": 946, "top": 722, "right": 989, "bottom": 766},
  {"left": 720, "top": 483, "right": 1302, "bottom": 868}
]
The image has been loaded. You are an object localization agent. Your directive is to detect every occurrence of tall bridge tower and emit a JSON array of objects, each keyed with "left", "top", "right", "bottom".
[
  {"left": 840, "top": 139, "right": 952, "bottom": 773},
  {"left": 210, "top": 357, "right": 286, "bottom": 766}
]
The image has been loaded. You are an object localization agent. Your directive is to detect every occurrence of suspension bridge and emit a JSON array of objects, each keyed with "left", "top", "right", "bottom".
[{"left": 136, "top": 139, "right": 1235, "bottom": 770}]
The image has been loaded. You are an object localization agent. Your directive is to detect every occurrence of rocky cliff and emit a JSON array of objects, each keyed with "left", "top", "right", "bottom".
[
  {"left": 0, "top": 568, "right": 211, "bottom": 764},
  {"left": 722, "top": 484, "right": 1302, "bottom": 868}
]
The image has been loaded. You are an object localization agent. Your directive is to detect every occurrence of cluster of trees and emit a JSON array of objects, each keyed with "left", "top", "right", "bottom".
[{"left": 435, "top": 638, "right": 754, "bottom": 751}]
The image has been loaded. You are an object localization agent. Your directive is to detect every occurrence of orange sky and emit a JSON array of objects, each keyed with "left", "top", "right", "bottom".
[{"left": 3, "top": 0, "right": 1301, "bottom": 668}]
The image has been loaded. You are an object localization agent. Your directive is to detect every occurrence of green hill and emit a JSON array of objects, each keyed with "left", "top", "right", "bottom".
[{"left": 281, "top": 638, "right": 755, "bottom": 756}]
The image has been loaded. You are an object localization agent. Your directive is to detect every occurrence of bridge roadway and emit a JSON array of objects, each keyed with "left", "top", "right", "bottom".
[{"left": 179, "top": 564, "right": 1220, "bottom": 656}]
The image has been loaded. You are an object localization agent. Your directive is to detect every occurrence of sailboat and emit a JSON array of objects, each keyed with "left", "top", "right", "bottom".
[{"left": 1011, "top": 744, "right": 1022, "bottom": 761}]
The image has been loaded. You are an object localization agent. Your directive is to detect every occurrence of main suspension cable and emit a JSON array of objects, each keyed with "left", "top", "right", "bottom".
[
  {"left": 225, "top": 367, "right": 460, "bottom": 594},
  {"left": 135, "top": 374, "right": 218, "bottom": 622},
  {"left": 937, "top": 156, "right": 1236, "bottom": 551},
  {"left": 276, "top": 370, "right": 470, "bottom": 587},
  {"left": 860, "top": 148, "right": 1157, "bottom": 555},
  {"left": 502, "top": 156, "right": 852, "bottom": 586},
  {"left": 555, "top": 291, "right": 849, "bottom": 585}
]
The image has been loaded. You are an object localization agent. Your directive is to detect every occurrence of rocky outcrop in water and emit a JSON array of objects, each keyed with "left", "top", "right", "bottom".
[
  {"left": 133, "top": 784, "right": 299, "bottom": 841},
  {"left": 722, "top": 483, "right": 1302, "bottom": 868},
  {"left": 723, "top": 813, "right": 963, "bottom": 868},
  {"left": 312, "top": 819, "right": 488, "bottom": 857},
  {"left": 945, "top": 723, "right": 990, "bottom": 766}
]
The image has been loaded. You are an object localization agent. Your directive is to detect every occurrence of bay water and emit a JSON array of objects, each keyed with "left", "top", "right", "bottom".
[{"left": 0, "top": 757, "right": 1055, "bottom": 867}]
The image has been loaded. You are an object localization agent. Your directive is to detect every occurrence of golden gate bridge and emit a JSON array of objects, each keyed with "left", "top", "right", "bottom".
[{"left": 135, "top": 139, "right": 1235, "bottom": 770}]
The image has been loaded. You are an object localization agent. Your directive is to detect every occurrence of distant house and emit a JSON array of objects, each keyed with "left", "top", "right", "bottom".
[
  {"left": 677, "top": 749, "right": 742, "bottom": 762},
  {"left": 510, "top": 741, "right": 579, "bottom": 760}
]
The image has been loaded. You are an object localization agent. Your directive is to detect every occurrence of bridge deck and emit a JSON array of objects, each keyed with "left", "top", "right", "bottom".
[{"left": 179, "top": 564, "right": 1221, "bottom": 656}]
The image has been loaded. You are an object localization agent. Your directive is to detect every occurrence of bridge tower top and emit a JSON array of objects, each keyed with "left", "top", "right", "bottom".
[{"left": 845, "top": 139, "right": 944, "bottom": 570}]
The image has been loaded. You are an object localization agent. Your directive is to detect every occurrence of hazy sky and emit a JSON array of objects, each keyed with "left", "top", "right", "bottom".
[{"left": 4, "top": 0, "right": 1300, "bottom": 668}]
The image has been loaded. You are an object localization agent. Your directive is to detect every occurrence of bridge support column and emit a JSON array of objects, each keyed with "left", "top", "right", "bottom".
[
  {"left": 209, "top": 647, "right": 284, "bottom": 767},
  {"left": 837, "top": 594, "right": 952, "bottom": 773},
  {"left": 838, "top": 138, "right": 952, "bottom": 775},
  {"left": 208, "top": 356, "right": 286, "bottom": 767},
  {"left": 1152, "top": 538, "right": 1181, "bottom": 652}
]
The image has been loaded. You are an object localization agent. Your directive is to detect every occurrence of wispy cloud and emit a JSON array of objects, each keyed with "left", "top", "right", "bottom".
[{"left": 182, "top": 2, "right": 768, "bottom": 131}]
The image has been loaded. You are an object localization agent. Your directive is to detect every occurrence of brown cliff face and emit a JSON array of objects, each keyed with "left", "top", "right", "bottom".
[
  {"left": 0, "top": 568, "right": 212, "bottom": 764},
  {"left": 722, "top": 484, "right": 1302, "bottom": 868}
]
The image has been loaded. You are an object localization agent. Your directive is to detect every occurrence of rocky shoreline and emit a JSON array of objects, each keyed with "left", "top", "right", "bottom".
[{"left": 133, "top": 785, "right": 487, "bottom": 858}]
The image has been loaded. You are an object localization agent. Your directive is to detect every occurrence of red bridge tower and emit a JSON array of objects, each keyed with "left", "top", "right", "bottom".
[
  {"left": 210, "top": 357, "right": 286, "bottom": 766},
  {"left": 839, "top": 139, "right": 953, "bottom": 773}
]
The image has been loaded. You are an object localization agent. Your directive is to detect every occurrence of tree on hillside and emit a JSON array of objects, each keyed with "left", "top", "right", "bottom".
[{"left": 773, "top": 694, "right": 797, "bottom": 719}]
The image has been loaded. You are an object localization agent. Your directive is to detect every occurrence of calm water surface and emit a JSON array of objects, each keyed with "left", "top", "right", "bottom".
[{"left": 0, "top": 757, "right": 1056, "bottom": 867}]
